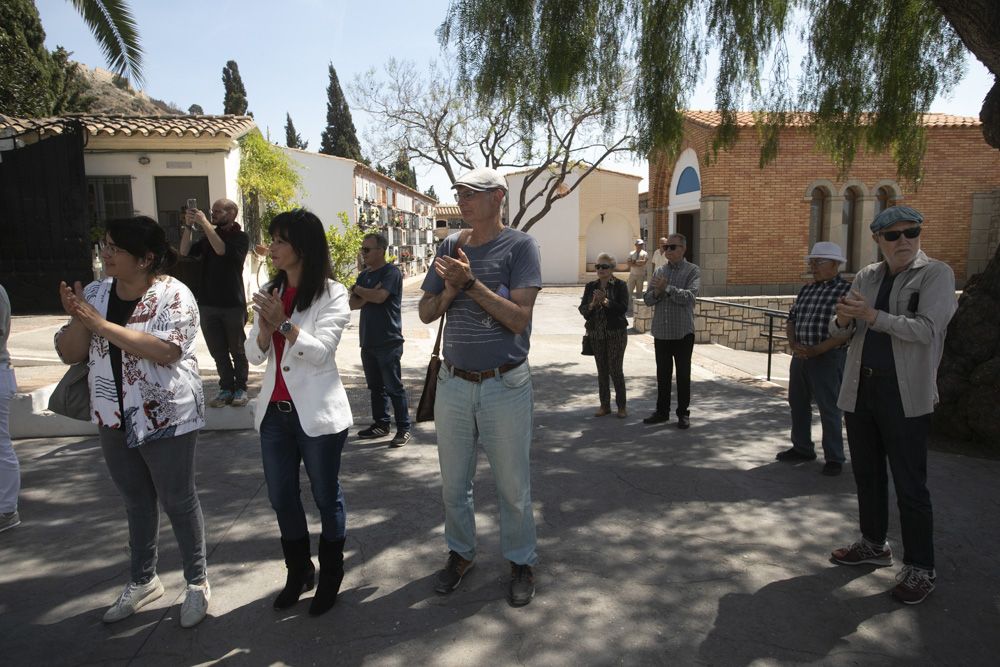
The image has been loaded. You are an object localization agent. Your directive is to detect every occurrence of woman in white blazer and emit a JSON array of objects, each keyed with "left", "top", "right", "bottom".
[{"left": 246, "top": 209, "right": 352, "bottom": 616}]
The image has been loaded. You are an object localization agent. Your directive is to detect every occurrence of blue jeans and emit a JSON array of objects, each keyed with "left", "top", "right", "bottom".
[
  {"left": 788, "top": 348, "right": 846, "bottom": 463},
  {"left": 260, "top": 404, "right": 347, "bottom": 541},
  {"left": 361, "top": 343, "right": 411, "bottom": 430},
  {"left": 845, "top": 374, "right": 934, "bottom": 570},
  {"left": 435, "top": 361, "right": 537, "bottom": 566},
  {"left": 99, "top": 427, "right": 206, "bottom": 585}
]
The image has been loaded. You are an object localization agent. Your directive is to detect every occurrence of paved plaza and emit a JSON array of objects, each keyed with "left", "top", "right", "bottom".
[{"left": 2, "top": 287, "right": 998, "bottom": 666}]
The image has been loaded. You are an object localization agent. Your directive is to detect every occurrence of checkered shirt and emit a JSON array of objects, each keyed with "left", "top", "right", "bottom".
[
  {"left": 788, "top": 276, "right": 851, "bottom": 347},
  {"left": 643, "top": 259, "right": 700, "bottom": 340}
]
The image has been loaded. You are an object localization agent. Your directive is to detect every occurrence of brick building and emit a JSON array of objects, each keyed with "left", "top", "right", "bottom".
[{"left": 649, "top": 111, "right": 1000, "bottom": 296}]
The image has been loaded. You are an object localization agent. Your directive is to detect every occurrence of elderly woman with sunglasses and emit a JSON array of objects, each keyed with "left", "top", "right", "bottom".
[
  {"left": 54, "top": 216, "right": 209, "bottom": 628},
  {"left": 827, "top": 206, "right": 957, "bottom": 606},
  {"left": 579, "top": 253, "right": 630, "bottom": 417}
]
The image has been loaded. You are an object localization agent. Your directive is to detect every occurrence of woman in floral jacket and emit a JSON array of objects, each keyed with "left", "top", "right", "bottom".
[{"left": 55, "top": 216, "right": 209, "bottom": 628}]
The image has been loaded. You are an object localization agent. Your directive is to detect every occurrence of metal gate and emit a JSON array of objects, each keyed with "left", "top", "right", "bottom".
[{"left": 0, "top": 121, "right": 91, "bottom": 313}]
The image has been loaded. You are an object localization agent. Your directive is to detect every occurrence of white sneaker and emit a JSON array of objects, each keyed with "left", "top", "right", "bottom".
[
  {"left": 180, "top": 580, "right": 211, "bottom": 628},
  {"left": 0, "top": 510, "right": 20, "bottom": 533},
  {"left": 103, "top": 575, "right": 164, "bottom": 623}
]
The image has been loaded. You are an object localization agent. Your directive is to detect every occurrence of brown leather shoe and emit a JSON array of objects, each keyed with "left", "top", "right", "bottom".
[
  {"left": 616, "top": 407, "right": 627, "bottom": 418},
  {"left": 594, "top": 406, "right": 612, "bottom": 417}
]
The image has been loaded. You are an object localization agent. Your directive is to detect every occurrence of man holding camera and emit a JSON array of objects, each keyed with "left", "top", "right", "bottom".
[{"left": 181, "top": 199, "right": 250, "bottom": 407}]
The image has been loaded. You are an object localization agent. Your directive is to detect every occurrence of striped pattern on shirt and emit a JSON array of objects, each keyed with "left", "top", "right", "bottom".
[
  {"left": 643, "top": 259, "right": 700, "bottom": 340},
  {"left": 788, "top": 276, "right": 852, "bottom": 347}
]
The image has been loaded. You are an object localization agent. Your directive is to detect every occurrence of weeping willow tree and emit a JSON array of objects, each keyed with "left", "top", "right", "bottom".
[{"left": 438, "top": 0, "right": 996, "bottom": 182}]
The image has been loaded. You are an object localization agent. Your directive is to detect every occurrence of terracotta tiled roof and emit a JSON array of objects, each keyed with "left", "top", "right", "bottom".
[
  {"left": 435, "top": 205, "right": 462, "bottom": 217},
  {"left": 0, "top": 113, "right": 257, "bottom": 139},
  {"left": 682, "top": 110, "right": 981, "bottom": 128}
]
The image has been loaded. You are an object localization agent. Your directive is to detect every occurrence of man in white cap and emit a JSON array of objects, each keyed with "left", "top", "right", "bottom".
[
  {"left": 418, "top": 167, "right": 542, "bottom": 607},
  {"left": 776, "top": 241, "right": 852, "bottom": 475},
  {"left": 626, "top": 238, "right": 648, "bottom": 304},
  {"left": 828, "top": 205, "right": 956, "bottom": 606}
]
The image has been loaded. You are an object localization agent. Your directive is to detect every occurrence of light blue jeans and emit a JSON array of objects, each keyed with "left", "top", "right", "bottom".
[
  {"left": 434, "top": 360, "right": 538, "bottom": 566},
  {"left": 0, "top": 368, "right": 19, "bottom": 513}
]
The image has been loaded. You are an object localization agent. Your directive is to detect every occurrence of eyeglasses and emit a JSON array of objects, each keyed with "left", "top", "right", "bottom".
[
  {"left": 878, "top": 227, "right": 921, "bottom": 242},
  {"left": 360, "top": 247, "right": 376, "bottom": 254},
  {"left": 807, "top": 259, "right": 834, "bottom": 266},
  {"left": 98, "top": 240, "right": 127, "bottom": 256},
  {"left": 594, "top": 263, "right": 614, "bottom": 270},
  {"left": 664, "top": 244, "right": 682, "bottom": 251},
  {"left": 455, "top": 188, "right": 496, "bottom": 202}
]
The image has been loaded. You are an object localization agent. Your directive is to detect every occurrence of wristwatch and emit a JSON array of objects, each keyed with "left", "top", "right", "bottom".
[{"left": 278, "top": 320, "right": 293, "bottom": 336}]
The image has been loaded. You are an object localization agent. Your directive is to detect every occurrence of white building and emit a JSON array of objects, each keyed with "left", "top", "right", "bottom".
[
  {"left": 280, "top": 148, "right": 437, "bottom": 277},
  {"left": 504, "top": 166, "right": 642, "bottom": 284}
]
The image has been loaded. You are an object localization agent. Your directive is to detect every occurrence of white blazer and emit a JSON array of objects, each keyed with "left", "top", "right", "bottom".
[{"left": 245, "top": 279, "right": 353, "bottom": 436}]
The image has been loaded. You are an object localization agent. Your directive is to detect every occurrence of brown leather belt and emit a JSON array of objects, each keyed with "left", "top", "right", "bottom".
[{"left": 445, "top": 359, "right": 526, "bottom": 383}]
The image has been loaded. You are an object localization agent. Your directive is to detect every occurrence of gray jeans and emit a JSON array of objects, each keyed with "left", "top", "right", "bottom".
[{"left": 99, "top": 427, "right": 207, "bottom": 585}]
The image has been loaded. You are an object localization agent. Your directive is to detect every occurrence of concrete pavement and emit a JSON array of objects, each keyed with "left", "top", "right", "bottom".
[{"left": 2, "top": 286, "right": 998, "bottom": 665}]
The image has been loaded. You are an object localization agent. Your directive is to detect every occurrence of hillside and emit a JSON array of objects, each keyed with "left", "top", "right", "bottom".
[{"left": 76, "top": 63, "right": 184, "bottom": 116}]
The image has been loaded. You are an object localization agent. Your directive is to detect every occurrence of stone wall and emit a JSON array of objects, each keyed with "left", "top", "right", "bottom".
[
  {"left": 695, "top": 296, "right": 794, "bottom": 352},
  {"left": 634, "top": 295, "right": 796, "bottom": 354}
]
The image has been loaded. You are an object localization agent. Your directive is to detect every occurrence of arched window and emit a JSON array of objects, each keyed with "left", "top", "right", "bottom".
[
  {"left": 842, "top": 188, "right": 859, "bottom": 272},
  {"left": 676, "top": 167, "right": 700, "bottom": 195},
  {"left": 875, "top": 186, "right": 894, "bottom": 216},
  {"left": 809, "top": 188, "right": 828, "bottom": 249}
]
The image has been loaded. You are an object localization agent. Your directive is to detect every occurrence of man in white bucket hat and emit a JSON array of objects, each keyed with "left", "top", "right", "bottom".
[{"left": 776, "top": 241, "right": 852, "bottom": 476}]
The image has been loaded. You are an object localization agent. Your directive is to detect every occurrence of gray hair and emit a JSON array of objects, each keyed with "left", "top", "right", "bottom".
[
  {"left": 668, "top": 233, "right": 687, "bottom": 246},
  {"left": 364, "top": 232, "right": 388, "bottom": 250},
  {"left": 596, "top": 252, "right": 616, "bottom": 265}
]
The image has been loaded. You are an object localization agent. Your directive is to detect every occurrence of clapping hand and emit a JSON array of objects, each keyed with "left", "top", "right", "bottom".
[
  {"left": 836, "top": 289, "right": 876, "bottom": 324},
  {"left": 59, "top": 281, "right": 104, "bottom": 332},
  {"left": 591, "top": 288, "right": 607, "bottom": 307},
  {"left": 252, "top": 288, "right": 284, "bottom": 332}
]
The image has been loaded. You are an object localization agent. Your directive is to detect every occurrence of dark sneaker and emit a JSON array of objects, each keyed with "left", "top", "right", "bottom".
[
  {"left": 389, "top": 430, "right": 411, "bottom": 448},
  {"left": 776, "top": 447, "right": 817, "bottom": 462},
  {"left": 209, "top": 390, "right": 234, "bottom": 408},
  {"left": 434, "top": 551, "right": 474, "bottom": 594},
  {"left": 831, "top": 541, "right": 892, "bottom": 567},
  {"left": 358, "top": 422, "right": 390, "bottom": 438},
  {"left": 643, "top": 412, "right": 670, "bottom": 424},
  {"left": 822, "top": 461, "right": 843, "bottom": 476},
  {"left": 892, "top": 565, "right": 936, "bottom": 605},
  {"left": 507, "top": 563, "right": 535, "bottom": 607},
  {"left": 677, "top": 415, "right": 690, "bottom": 429},
  {"left": 0, "top": 510, "right": 21, "bottom": 533}
]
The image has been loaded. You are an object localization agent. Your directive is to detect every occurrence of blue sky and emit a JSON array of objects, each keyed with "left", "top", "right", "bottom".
[{"left": 37, "top": 0, "right": 992, "bottom": 198}]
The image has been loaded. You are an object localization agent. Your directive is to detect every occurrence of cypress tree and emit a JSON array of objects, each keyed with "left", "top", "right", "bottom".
[
  {"left": 284, "top": 112, "right": 308, "bottom": 150},
  {"left": 0, "top": 0, "right": 54, "bottom": 116},
  {"left": 319, "top": 62, "right": 362, "bottom": 160},
  {"left": 222, "top": 60, "right": 248, "bottom": 115}
]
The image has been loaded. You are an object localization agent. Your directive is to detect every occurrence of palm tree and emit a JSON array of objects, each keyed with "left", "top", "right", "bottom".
[{"left": 67, "top": 0, "right": 143, "bottom": 85}]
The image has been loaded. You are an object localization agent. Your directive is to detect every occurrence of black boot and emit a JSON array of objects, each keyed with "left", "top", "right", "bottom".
[
  {"left": 274, "top": 535, "right": 315, "bottom": 610},
  {"left": 309, "top": 537, "right": 345, "bottom": 616}
]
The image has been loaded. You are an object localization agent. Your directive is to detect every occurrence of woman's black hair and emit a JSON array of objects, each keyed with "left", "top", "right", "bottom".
[
  {"left": 105, "top": 216, "right": 178, "bottom": 275},
  {"left": 267, "top": 208, "right": 332, "bottom": 311}
]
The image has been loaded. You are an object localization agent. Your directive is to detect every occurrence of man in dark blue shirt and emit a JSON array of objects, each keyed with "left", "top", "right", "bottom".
[
  {"left": 777, "top": 242, "right": 851, "bottom": 475},
  {"left": 350, "top": 233, "right": 410, "bottom": 447}
]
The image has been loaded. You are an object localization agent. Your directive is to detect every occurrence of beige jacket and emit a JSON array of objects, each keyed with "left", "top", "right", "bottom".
[{"left": 830, "top": 251, "right": 956, "bottom": 417}]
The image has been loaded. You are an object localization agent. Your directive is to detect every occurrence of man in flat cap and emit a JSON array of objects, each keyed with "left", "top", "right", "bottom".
[
  {"left": 777, "top": 241, "right": 852, "bottom": 475},
  {"left": 419, "top": 167, "right": 542, "bottom": 607},
  {"left": 827, "top": 205, "right": 956, "bottom": 605}
]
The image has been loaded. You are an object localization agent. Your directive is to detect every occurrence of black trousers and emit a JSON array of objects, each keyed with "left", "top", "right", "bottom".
[
  {"left": 592, "top": 329, "right": 627, "bottom": 409},
  {"left": 201, "top": 305, "right": 249, "bottom": 392},
  {"left": 653, "top": 333, "right": 694, "bottom": 417},
  {"left": 845, "top": 374, "right": 934, "bottom": 570}
]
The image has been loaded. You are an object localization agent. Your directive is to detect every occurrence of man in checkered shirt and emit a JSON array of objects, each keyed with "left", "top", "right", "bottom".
[
  {"left": 776, "top": 242, "right": 852, "bottom": 475},
  {"left": 642, "top": 233, "right": 700, "bottom": 429}
]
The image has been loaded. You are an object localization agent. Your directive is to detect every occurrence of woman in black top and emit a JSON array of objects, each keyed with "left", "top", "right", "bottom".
[{"left": 579, "top": 252, "right": 630, "bottom": 417}]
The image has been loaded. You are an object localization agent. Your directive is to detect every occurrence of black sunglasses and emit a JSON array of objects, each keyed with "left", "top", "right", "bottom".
[
  {"left": 360, "top": 247, "right": 378, "bottom": 253},
  {"left": 878, "top": 227, "right": 921, "bottom": 242},
  {"left": 665, "top": 244, "right": 682, "bottom": 251},
  {"left": 594, "top": 263, "right": 614, "bottom": 270}
]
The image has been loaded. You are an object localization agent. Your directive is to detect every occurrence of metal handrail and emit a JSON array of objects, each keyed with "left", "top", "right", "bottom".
[{"left": 695, "top": 297, "right": 790, "bottom": 381}]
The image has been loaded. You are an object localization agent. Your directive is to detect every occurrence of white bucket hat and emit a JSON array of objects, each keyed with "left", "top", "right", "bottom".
[{"left": 806, "top": 241, "right": 846, "bottom": 264}]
